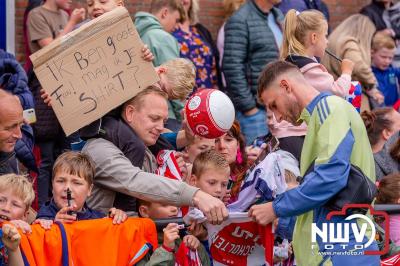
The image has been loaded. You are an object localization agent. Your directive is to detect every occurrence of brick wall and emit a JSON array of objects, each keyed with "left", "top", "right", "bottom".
[
  {"left": 325, "top": 0, "right": 371, "bottom": 29},
  {"left": 14, "top": 0, "right": 371, "bottom": 63}
]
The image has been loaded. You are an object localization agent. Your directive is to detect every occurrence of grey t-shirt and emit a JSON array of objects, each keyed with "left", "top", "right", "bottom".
[{"left": 27, "top": 6, "right": 68, "bottom": 53}]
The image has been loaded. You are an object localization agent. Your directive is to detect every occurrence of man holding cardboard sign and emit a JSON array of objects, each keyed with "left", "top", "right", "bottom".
[
  {"left": 30, "top": 7, "right": 228, "bottom": 225},
  {"left": 80, "top": 86, "right": 170, "bottom": 213}
]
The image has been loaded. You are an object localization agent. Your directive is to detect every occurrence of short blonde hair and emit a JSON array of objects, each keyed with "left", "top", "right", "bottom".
[
  {"left": 192, "top": 149, "right": 230, "bottom": 178},
  {"left": 161, "top": 58, "right": 196, "bottom": 100},
  {"left": 372, "top": 32, "right": 396, "bottom": 51},
  {"left": 124, "top": 85, "right": 168, "bottom": 109},
  {"left": 0, "top": 174, "right": 35, "bottom": 209},
  {"left": 281, "top": 9, "right": 327, "bottom": 59},
  {"left": 53, "top": 151, "right": 96, "bottom": 186}
]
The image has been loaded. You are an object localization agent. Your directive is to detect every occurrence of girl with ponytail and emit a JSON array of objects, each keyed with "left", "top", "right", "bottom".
[
  {"left": 281, "top": 9, "right": 354, "bottom": 97},
  {"left": 267, "top": 9, "right": 356, "bottom": 161}
]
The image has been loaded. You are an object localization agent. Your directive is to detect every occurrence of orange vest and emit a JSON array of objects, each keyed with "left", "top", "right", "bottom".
[{"left": 18, "top": 218, "right": 157, "bottom": 266}]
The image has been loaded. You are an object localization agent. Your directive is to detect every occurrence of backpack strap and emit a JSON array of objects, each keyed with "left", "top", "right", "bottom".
[{"left": 55, "top": 222, "right": 70, "bottom": 266}]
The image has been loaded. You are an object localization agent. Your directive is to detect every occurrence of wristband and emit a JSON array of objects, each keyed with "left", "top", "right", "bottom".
[{"left": 162, "top": 244, "right": 175, "bottom": 253}]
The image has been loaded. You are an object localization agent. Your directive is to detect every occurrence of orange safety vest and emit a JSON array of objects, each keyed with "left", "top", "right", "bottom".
[{"left": 18, "top": 218, "right": 157, "bottom": 266}]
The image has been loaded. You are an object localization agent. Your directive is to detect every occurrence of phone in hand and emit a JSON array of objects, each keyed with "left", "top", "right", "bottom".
[{"left": 23, "top": 108, "right": 37, "bottom": 124}]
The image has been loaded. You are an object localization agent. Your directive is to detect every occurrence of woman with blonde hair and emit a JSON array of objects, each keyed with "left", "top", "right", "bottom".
[
  {"left": 322, "top": 14, "right": 384, "bottom": 107},
  {"left": 172, "top": 0, "right": 221, "bottom": 90}
]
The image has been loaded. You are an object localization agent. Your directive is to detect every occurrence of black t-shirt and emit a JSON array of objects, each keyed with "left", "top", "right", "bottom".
[
  {"left": 101, "top": 116, "right": 145, "bottom": 168},
  {"left": 100, "top": 116, "right": 146, "bottom": 212}
]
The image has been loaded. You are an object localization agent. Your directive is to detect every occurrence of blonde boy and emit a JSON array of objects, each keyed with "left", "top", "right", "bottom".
[
  {"left": 189, "top": 150, "right": 230, "bottom": 202},
  {"left": 187, "top": 150, "right": 230, "bottom": 244},
  {"left": 137, "top": 199, "right": 210, "bottom": 265},
  {"left": 371, "top": 32, "right": 400, "bottom": 106},
  {"left": 372, "top": 32, "right": 396, "bottom": 71},
  {"left": 35, "top": 151, "right": 126, "bottom": 227},
  {"left": 157, "top": 58, "right": 196, "bottom": 101},
  {"left": 0, "top": 174, "right": 35, "bottom": 266},
  {"left": 0, "top": 174, "right": 35, "bottom": 223}
]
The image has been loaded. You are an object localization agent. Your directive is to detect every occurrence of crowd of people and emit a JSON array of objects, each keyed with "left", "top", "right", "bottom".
[{"left": 0, "top": 0, "right": 400, "bottom": 265}]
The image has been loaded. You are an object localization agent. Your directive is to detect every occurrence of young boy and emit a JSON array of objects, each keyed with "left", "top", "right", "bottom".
[
  {"left": 35, "top": 151, "right": 127, "bottom": 227},
  {"left": 0, "top": 173, "right": 36, "bottom": 266},
  {"left": 137, "top": 200, "right": 210, "bottom": 265},
  {"left": 189, "top": 149, "right": 230, "bottom": 202},
  {"left": 0, "top": 174, "right": 35, "bottom": 227},
  {"left": 187, "top": 149, "right": 230, "bottom": 251},
  {"left": 372, "top": 32, "right": 400, "bottom": 107},
  {"left": 156, "top": 58, "right": 196, "bottom": 102}
]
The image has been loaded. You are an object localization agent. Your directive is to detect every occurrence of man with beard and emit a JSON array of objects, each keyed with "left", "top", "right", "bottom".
[
  {"left": 0, "top": 89, "right": 24, "bottom": 175},
  {"left": 249, "top": 61, "right": 380, "bottom": 265}
]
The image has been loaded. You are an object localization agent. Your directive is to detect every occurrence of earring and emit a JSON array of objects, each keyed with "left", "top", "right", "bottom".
[{"left": 236, "top": 148, "right": 243, "bottom": 164}]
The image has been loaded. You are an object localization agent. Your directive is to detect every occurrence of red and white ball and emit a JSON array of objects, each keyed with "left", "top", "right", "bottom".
[{"left": 185, "top": 89, "right": 235, "bottom": 139}]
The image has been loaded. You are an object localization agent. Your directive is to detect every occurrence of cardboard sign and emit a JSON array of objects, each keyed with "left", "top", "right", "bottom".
[{"left": 30, "top": 7, "right": 159, "bottom": 136}]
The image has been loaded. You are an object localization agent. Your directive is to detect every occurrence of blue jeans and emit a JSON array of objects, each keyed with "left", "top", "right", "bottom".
[
  {"left": 37, "top": 141, "right": 57, "bottom": 207},
  {"left": 37, "top": 132, "right": 80, "bottom": 207},
  {"left": 236, "top": 109, "right": 269, "bottom": 145}
]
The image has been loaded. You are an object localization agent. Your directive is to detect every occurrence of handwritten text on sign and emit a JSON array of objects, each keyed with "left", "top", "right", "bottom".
[{"left": 30, "top": 7, "right": 159, "bottom": 135}]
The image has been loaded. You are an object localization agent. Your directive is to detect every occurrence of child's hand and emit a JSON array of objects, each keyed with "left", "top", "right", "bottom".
[
  {"left": 162, "top": 223, "right": 180, "bottom": 249},
  {"left": 70, "top": 8, "right": 86, "bottom": 24},
  {"left": 367, "top": 88, "right": 385, "bottom": 104},
  {"left": 288, "top": 242, "right": 293, "bottom": 257},
  {"left": 108, "top": 208, "right": 127, "bottom": 224},
  {"left": 246, "top": 146, "right": 261, "bottom": 162},
  {"left": 10, "top": 220, "right": 32, "bottom": 234},
  {"left": 40, "top": 88, "right": 52, "bottom": 107},
  {"left": 33, "top": 219, "right": 53, "bottom": 230},
  {"left": 2, "top": 224, "right": 21, "bottom": 251},
  {"left": 222, "top": 190, "right": 231, "bottom": 205},
  {"left": 142, "top": 45, "right": 154, "bottom": 62},
  {"left": 55, "top": 206, "right": 77, "bottom": 223},
  {"left": 273, "top": 218, "right": 279, "bottom": 229},
  {"left": 175, "top": 152, "right": 188, "bottom": 179},
  {"left": 340, "top": 59, "right": 354, "bottom": 75},
  {"left": 188, "top": 222, "right": 208, "bottom": 241},
  {"left": 183, "top": 235, "right": 200, "bottom": 250}
]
